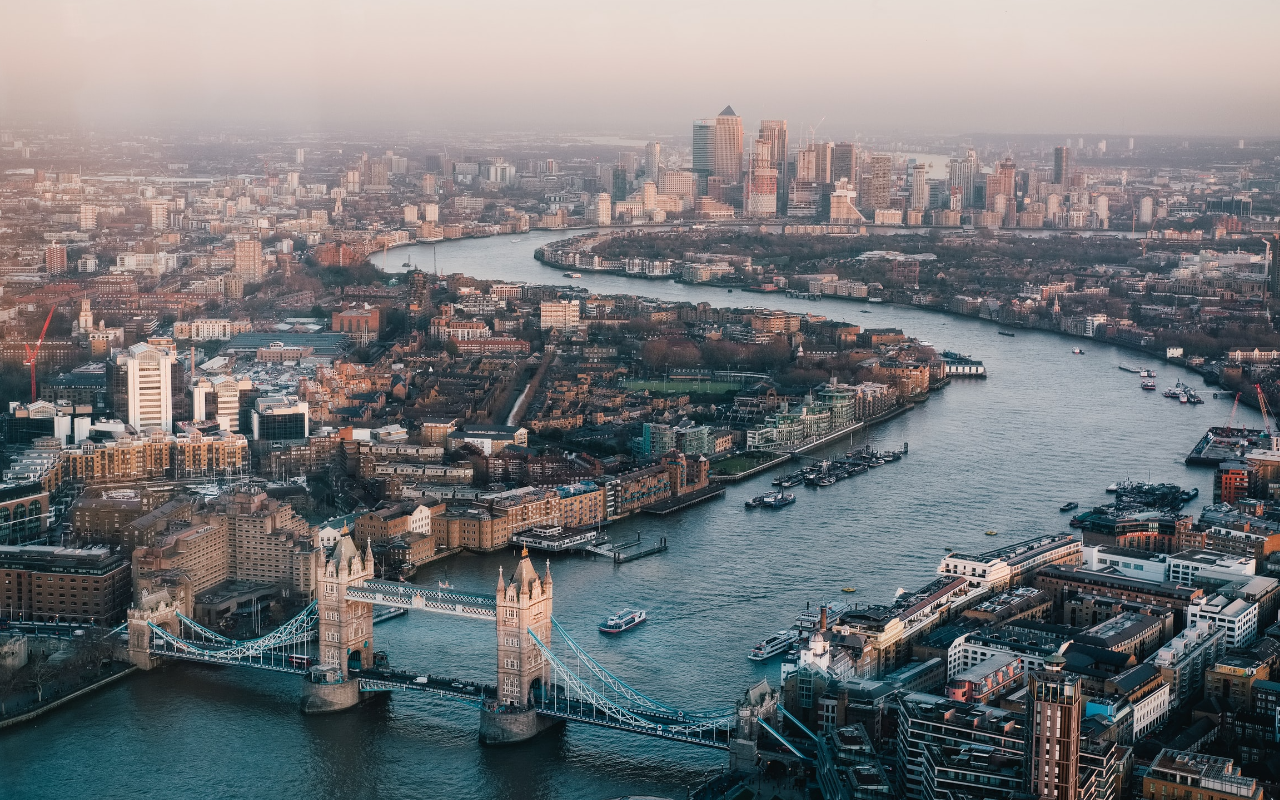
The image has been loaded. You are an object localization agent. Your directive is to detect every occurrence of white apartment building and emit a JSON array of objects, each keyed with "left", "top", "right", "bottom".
[
  {"left": 1132, "top": 680, "right": 1172, "bottom": 740},
  {"left": 119, "top": 343, "right": 175, "bottom": 433},
  {"left": 1167, "top": 550, "right": 1255, "bottom": 585},
  {"left": 539, "top": 299, "right": 580, "bottom": 330},
  {"left": 1147, "top": 623, "right": 1226, "bottom": 708},
  {"left": 1186, "top": 593, "right": 1258, "bottom": 648},
  {"left": 173, "top": 318, "right": 254, "bottom": 341},
  {"left": 114, "top": 252, "right": 177, "bottom": 275},
  {"left": 938, "top": 534, "right": 1081, "bottom": 592},
  {"left": 1083, "top": 545, "right": 1168, "bottom": 581},
  {"left": 592, "top": 193, "right": 612, "bottom": 226}
]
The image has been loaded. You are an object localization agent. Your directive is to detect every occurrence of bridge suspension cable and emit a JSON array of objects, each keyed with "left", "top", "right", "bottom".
[
  {"left": 527, "top": 625, "right": 736, "bottom": 749},
  {"left": 549, "top": 617, "right": 735, "bottom": 720},
  {"left": 147, "top": 602, "right": 318, "bottom": 673}
]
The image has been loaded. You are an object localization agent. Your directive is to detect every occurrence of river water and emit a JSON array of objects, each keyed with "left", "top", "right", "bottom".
[{"left": 2, "top": 232, "right": 1261, "bottom": 800}]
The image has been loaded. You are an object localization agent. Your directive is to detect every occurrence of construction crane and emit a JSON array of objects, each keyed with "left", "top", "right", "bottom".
[
  {"left": 23, "top": 306, "right": 56, "bottom": 402},
  {"left": 1256, "top": 383, "right": 1275, "bottom": 445},
  {"left": 1225, "top": 392, "right": 1241, "bottom": 431}
]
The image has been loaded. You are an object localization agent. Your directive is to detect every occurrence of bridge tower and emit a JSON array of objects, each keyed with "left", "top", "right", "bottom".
[
  {"left": 302, "top": 534, "right": 374, "bottom": 713},
  {"left": 126, "top": 586, "right": 186, "bottom": 669},
  {"left": 479, "top": 548, "right": 561, "bottom": 744}
]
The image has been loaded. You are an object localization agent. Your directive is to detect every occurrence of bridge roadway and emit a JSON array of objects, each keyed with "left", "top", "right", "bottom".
[
  {"left": 356, "top": 668, "right": 496, "bottom": 706},
  {"left": 345, "top": 579, "right": 497, "bottom": 620},
  {"left": 534, "top": 694, "right": 733, "bottom": 749}
]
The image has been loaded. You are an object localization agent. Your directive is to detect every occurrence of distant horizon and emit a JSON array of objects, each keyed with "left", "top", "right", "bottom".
[{"left": 4, "top": 0, "right": 1279, "bottom": 137}]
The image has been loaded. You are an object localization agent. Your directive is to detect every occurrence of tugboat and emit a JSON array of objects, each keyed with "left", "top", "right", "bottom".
[
  {"left": 599, "top": 608, "right": 647, "bottom": 634},
  {"left": 1060, "top": 501, "right": 1079, "bottom": 512},
  {"left": 764, "top": 492, "right": 796, "bottom": 508}
]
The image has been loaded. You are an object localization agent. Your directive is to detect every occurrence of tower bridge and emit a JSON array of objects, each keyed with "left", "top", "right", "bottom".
[{"left": 126, "top": 536, "right": 779, "bottom": 762}]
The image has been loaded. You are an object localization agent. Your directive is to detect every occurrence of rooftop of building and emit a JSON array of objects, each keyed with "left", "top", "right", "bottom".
[
  {"left": 948, "top": 533, "right": 1078, "bottom": 565},
  {"left": 0, "top": 544, "right": 128, "bottom": 573},
  {"left": 1078, "top": 612, "right": 1162, "bottom": 647},
  {"left": 1191, "top": 594, "right": 1256, "bottom": 618},
  {"left": 1149, "top": 748, "right": 1255, "bottom": 791}
]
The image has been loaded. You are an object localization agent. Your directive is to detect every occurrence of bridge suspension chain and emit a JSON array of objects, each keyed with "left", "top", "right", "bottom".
[
  {"left": 549, "top": 617, "right": 735, "bottom": 720},
  {"left": 528, "top": 626, "right": 735, "bottom": 745}
]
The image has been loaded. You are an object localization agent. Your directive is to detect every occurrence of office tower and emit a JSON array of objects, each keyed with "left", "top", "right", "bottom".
[
  {"left": 657, "top": 170, "right": 696, "bottom": 200},
  {"left": 692, "top": 119, "right": 716, "bottom": 187},
  {"left": 618, "top": 151, "right": 640, "bottom": 179},
  {"left": 868, "top": 154, "right": 892, "bottom": 210},
  {"left": 641, "top": 182, "right": 657, "bottom": 210},
  {"left": 997, "top": 158, "right": 1016, "bottom": 200},
  {"left": 949, "top": 186, "right": 962, "bottom": 211},
  {"left": 593, "top": 193, "right": 612, "bottom": 226},
  {"left": 421, "top": 173, "right": 438, "bottom": 195},
  {"left": 1128, "top": 137, "right": 1135, "bottom": 150},
  {"left": 287, "top": 171, "right": 299, "bottom": 189},
  {"left": 148, "top": 201, "right": 168, "bottom": 230},
  {"left": 644, "top": 141, "right": 661, "bottom": 182},
  {"left": 611, "top": 166, "right": 628, "bottom": 201},
  {"left": 295, "top": 148, "right": 305, "bottom": 164},
  {"left": 713, "top": 106, "right": 743, "bottom": 183},
  {"left": 1054, "top": 146, "right": 1071, "bottom": 185},
  {"left": 813, "top": 141, "right": 834, "bottom": 185},
  {"left": 832, "top": 143, "right": 856, "bottom": 183},
  {"left": 118, "top": 343, "right": 175, "bottom": 433},
  {"left": 1138, "top": 196, "right": 1154, "bottom": 226},
  {"left": 948, "top": 151, "right": 978, "bottom": 208},
  {"left": 744, "top": 139, "right": 777, "bottom": 218},
  {"left": 1028, "top": 653, "right": 1082, "bottom": 800},
  {"left": 235, "top": 239, "right": 264, "bottom": 282},
  {"left": 909, "top": 163, "right": 928, "bottom": 211},
  {"left": 1097, "top": 140, "right": 1106, "bottom": 153},
  {"left": 759, "top": 120, "right": 788, "bottom": 213},
  {"left": 794, "top": 146, "right": 817, "bottom": 183},
  {"left": 45, "top": 244, "right": 67, "bottom": 275}
]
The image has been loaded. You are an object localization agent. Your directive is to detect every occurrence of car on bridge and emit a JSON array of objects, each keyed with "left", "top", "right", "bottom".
[{"left": 414, "top": 677, "right": 430, "bottom": 684}]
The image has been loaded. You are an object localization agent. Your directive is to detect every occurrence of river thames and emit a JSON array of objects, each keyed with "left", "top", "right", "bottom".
[{"left": 1, "top": 232, "right": 1262, "bottom": 800}]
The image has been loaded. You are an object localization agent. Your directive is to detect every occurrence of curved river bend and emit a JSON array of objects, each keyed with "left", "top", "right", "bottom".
[{"left": 1, "top": 232, "right": 1259, "bottom": 800}]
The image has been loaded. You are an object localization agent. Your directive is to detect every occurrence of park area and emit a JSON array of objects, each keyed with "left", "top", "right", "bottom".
[{"left": 620, "top": 379, "right": 743, "bottom": 396}]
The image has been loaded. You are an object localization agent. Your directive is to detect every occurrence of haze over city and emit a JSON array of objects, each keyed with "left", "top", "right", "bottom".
[
  {"left": 4, "top": 0, "right": 1280, "bottom": 136},
  {"left": 7, "top": 3, "right": 1280, "bottom": 800}
]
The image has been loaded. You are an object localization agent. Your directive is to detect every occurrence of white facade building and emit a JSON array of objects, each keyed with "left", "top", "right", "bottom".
[{"left": 1186, "top": 594, "right": 1259, "bottom": 648}]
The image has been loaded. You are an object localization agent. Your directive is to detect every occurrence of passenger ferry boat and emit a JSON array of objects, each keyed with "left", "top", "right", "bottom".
[
  {"left": 599, "top": 608, "right": 647, "bottom": 634},
  {"left": 1141, "top": 379, "right": 1156, "bottom": 390},
  {"left": 563, "top": 272, "right": 582, "bottom": 279},
  {"left": 749, "top": 629, "right": 799, "bottom": 661}
]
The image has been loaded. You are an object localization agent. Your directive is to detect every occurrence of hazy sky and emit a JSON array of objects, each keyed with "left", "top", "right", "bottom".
[{"left": 3, "top": 0, "right": 1279, "bottom": 137}]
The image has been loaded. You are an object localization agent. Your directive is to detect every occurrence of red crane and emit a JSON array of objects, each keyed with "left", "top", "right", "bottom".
[{"left": 23, "top": 307, "right": 56, "bottom": 402}]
